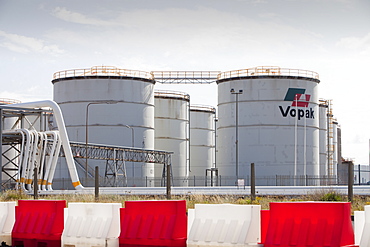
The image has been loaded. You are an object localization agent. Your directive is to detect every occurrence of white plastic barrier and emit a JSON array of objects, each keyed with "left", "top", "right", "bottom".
[
  {"left": 187, "top": 204, "right": 261, "bottom": 247},
  {"left": 358, "top": 205, "right": 370, "bottom": 247},
  {"left": 62, "top": 203, "right": 121, "bottom": 247},
  {"left": 0, "top": 202, "right": 16, "bottom": 246},
  {"left": 355, "top": 210, "right": 365, "bottom": 245}
]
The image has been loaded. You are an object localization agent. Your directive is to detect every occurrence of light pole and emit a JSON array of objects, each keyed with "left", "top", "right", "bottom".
[
  {"left": 230, "top": 88, "right": 243, "bottom": 183},
  {"left": 85, "top": 101, "right": 117, "bottom": 183}
]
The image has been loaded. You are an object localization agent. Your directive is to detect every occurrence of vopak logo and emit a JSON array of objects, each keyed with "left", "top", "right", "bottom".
[{"left": 279, "top": 88, "right": 314, "bottom": 120}]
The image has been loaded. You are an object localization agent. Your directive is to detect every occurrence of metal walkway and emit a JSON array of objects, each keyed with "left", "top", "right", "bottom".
[{"left": 152, "top": 71, "right": 220, "bottom": 84}]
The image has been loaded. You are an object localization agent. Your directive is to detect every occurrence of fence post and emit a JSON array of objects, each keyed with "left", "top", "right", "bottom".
[
  {"left": 251, "top": 163, "right": 255, "bottom": 201},
  {"left": 348, "top": 161, "right": 353, "bottom": 202},
  {"left": 95, "top": 166, "right": 99, "bottom": 201},
  {"left": 166, "top": 164, "right": 171, "bottom": 199},
  {"left": 33, "top": 167, "right": 38, "bottom": 199}
]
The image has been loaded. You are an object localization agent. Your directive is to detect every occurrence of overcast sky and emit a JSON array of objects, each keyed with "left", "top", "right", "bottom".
[{"left": 1, "top": 0, "right": 369, "bottom": 165}]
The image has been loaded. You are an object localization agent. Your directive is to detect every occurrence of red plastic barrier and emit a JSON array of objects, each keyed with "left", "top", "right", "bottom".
[
  {"left": 12, "top": 200, "right": 66, "bottom": 247},
  {"left": 119, "top": 200, "right": 187, "bottom": 247},
  {"left": 260, "top": 209, "right": 270, "bottom": 244},
  {"left": 264, "top": 202, "right": 354, "bottom": 247}
]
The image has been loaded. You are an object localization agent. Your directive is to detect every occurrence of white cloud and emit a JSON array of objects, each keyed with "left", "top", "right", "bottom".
[
  {"left": 52, "top": 7, "right": 114, "bottom": 26},
  {"left": 0, "top": 30, "right": 64, "bottom": 55},
  {"left": 336, "top": 32, "right": 370, "bottom": 55},
  {"left": 46, "top": 6, "right": 322, "bottom": 63}
]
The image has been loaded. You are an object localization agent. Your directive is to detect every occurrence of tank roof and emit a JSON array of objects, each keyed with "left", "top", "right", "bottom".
[
  {"left": 217, "top": 66, "right": 320, "bottom": 83},
  {"left": 154, "top": 90, "right": 190, "bottom": 101},
  {"left": 52, "top": 66, "right": 154, "bottom": 83},
  {"left": 190, "top": 105, "right": 216, "bottom": 113}
]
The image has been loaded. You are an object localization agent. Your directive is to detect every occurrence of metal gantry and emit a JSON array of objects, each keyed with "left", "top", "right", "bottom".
[
  {"left": 152, "top": 71, "right": 220, "bottom": 84},
  {"left": 65, "top": 142, "right": 173, "bottom": 187}
]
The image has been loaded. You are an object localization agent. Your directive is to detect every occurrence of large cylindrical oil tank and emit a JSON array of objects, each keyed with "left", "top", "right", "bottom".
[
  {"left": 217, "top": 66, "right": 320, "bottom": 186},
  {"left": 189, "top": 105, "right": 216, "bottom": 183},
  {"left": 154, "top": 90, "right": 189, "bottom": 187},
  {"left": 52, "top": 66, "right": 155, "bottom": 186},
  {"left": 319, "top": 101, "right": 328, "bottom": 178}
]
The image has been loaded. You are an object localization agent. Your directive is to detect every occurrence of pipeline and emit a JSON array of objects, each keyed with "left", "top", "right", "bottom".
[{"left": 7, "top": 100, "right": 83, "bottom": 190}]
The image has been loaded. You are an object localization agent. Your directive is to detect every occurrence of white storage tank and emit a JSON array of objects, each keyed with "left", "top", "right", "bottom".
[
  {"left": 319, "top": 100, "right": 328, "bottom": 178},
  {"left": 154, "top": 90, "right": 189, "bottom": 186},
  {"left": 189, "top": 105, "right": 216, "bottom": 183},
  {"left": 217, "top": 66, "right": 320, "bottom": 186},
  {"left": 52, "top": 66, "right": 155, "bottom": 186}
]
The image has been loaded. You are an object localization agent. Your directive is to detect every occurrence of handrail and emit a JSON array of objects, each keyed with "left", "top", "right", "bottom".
[
  {"left": 53, "top": 66, "right": 154, "bottom": 81},
  {"left": 154, "top": 90, "right": 190, "bottom": 101},
  {"left": 218, "top": 66, "right": 319, "bottom": 81},
  {"left": 153, "top": 71, "right": 220, "bottom": 78},
  {"left": 190, "top": 104, "right": 216, "bottom": 113}
]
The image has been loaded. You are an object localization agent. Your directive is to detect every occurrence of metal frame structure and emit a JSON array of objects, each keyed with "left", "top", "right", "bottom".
[
  {"left": 67, "top": 142, "right": 172, "bottom": 187},
  {"left": 1, "top": 106, "right": 173, "bottom": 195},
  {"left": 0, "top": 105, "right": 52, "bottom": 191},
  {"left": 67, "top": 142, "right": 173, "bottom": 198}
]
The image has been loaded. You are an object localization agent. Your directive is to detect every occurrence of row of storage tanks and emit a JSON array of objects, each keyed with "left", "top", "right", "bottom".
[{"left": 51, "top": 66, "right": 340, "bottom": 186}]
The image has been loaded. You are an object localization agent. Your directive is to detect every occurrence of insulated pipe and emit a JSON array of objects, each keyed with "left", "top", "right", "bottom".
[
  {"left": 41, "top": 132, "right": 57, "bottom": 190},
  {"left": 38, "top": 132, "right": 48, "bottom": 190},
  {"left": 18, "top": 129, "right": 31, "bottom": 190},
  {"left": 47, "top": 132, "right": 62, "bottom": 191},
  {"left": 15, "top": 130, "right": 25, "bottom": 189},
  {"left": 26, "top": 130, "right": 39, "bottom": 191},
  {"left": 8, "top": 100, "right": 83, "bottom": 190}
]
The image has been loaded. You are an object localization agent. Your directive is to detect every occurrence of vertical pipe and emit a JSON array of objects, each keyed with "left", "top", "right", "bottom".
[
  {"left": 236, "top": 93, "right": 239, "bottom": 181},
  {"left": 348, "top": 161, "right": 353, "bottom": 202},
  {"left": 304, "top": 102, "right": 307, "bottom": 185},
  {"left": 294, "top": 94, "right": 298, "bottom": 185},
  {"left": 85, "top": 103, "right": 90, "bottom": 185},
  {"left": 188, "top": 100, "right": 191, "bottom": 175},
  {"left": 251, "top": 163, "right": 255, "bottom": 201},
  {"left": 95, "top": 166, "right": 99, "bottom": 201},
  {"left": 327, "top": 112, "right": 330, "bottom": 177},
  {"left": 214, "top": 117, "right": 218, "bottom": 169}
]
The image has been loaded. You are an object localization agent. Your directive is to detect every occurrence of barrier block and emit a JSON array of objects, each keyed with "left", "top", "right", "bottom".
[
  {"left": 62, "top": 202, "right": 122, "bottom": 247},
  {"left": 264, "top": 202, "right": 354, "bottom": 247},
  {"left": 187, "top": 204, "right": 261, "bottom": 247},
  {"left": 260, "top": 210, "right": 270, "bottom": 244},
  {"left": 354, "top": 211, "right": 365, "bottom": 245},
  {"left": 119, "top": 200, "right": 187, "bottom": 247},
  {"left": 12, "top": 200, "right": 66, "bottom": 247},
  {"left": 0, "top": 202, "right": 16, "bottom": 246},
  {"left": 357, "top": 205, "right": 370, "bottom": 247},
  {"left": 187, "top": 209, "right": 195, "bottom": 237}
]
